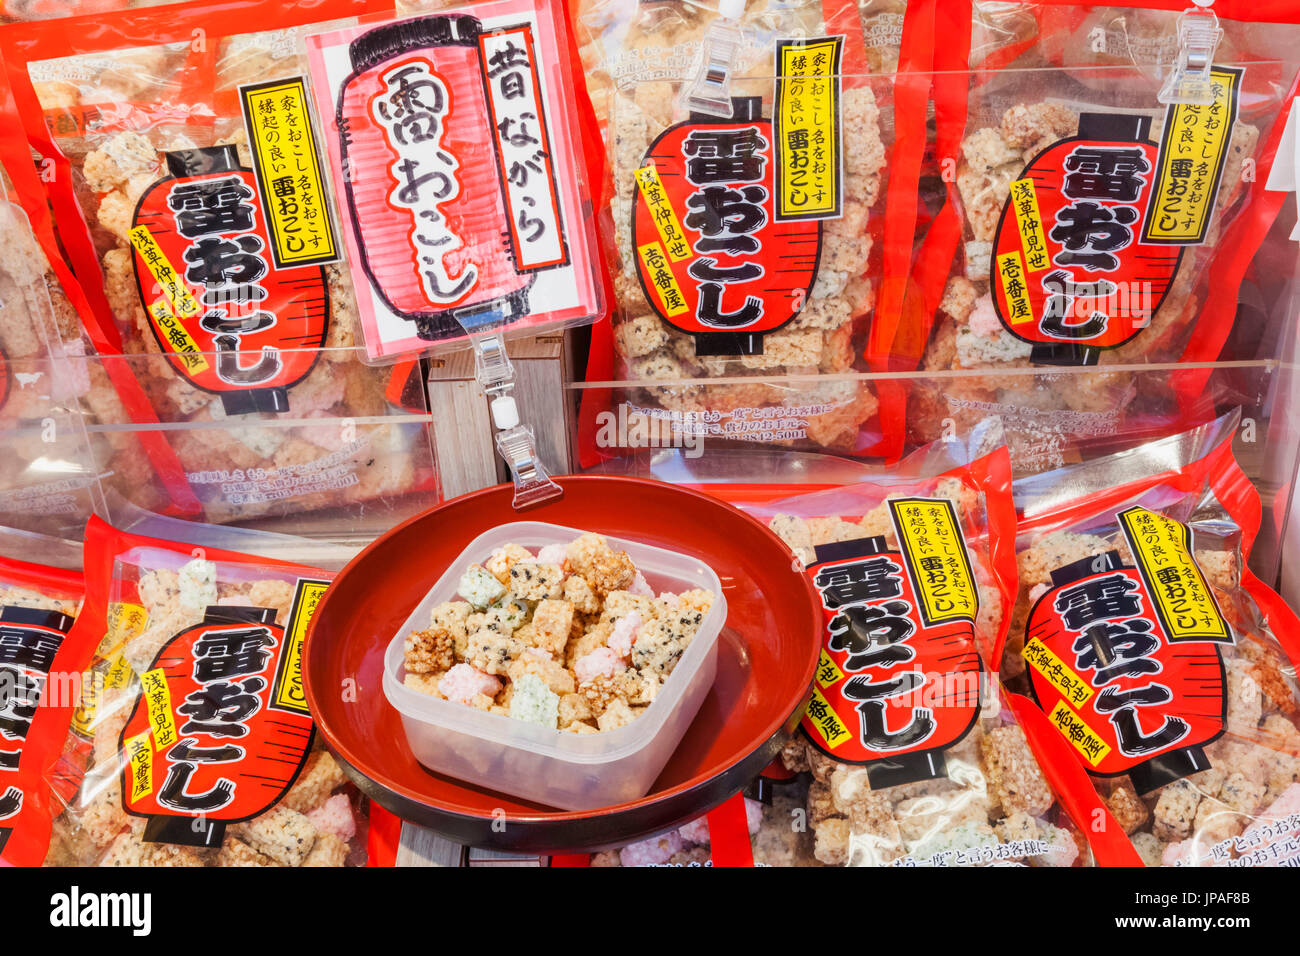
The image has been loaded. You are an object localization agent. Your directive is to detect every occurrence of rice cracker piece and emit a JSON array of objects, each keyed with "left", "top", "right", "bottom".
[{"left": 231, "top": 805, "right": 318, "bottom": 866}]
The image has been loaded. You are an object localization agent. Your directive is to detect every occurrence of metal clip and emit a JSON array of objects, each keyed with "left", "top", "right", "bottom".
[
  {"left": 1157, "top": 5, "right": 1223, "bottom": 106},
  {"left": 682, "top": 0, "right": 745, "bottom": 118}
]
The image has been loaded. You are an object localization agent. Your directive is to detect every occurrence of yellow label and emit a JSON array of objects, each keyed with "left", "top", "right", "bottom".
[
  {"left": 98, "top": 602, "right": 149, "bottom": 672},
  {"left": 634, "top": 165, "right": 691, "bottom": 262},
  {"left": 1008, "top": 178, "right": 1050, "bottom": 272},
  {"left": 1048, "top": 700, "right": 1112, "bottom": 767},
  {"left": 271, "top": 579, "right": 329, "bottom": 716},
  {"left": 1024, "top": 637, "right": 1093, "bottom": 707},
  {"left": 130, "top": 226, "right": 202, "bottom": 320},
  {"left": 71, "top": 670, "right": 103, "bottom": 740},
  {"left": 140, "top": 668, "right": 178, "bottom": 749},
  {"left": 815, "top": 648, "right": 844, "bottom": 689},
  {"left": 774, "top": 35, "right": 843, "bottom": 220},
  {"left": 240, "top": 77, "right": 339, "bottom": 267},
  {"left": 105, "top": 655, "right": 135, "bottom": 691},
  {"left": 1118, "top": 506, "right": 1232, "bottom": 643},
  {"left": 804, "top": 685, "right": 851, "bottom": 749},
  {"left": 148, "top": 300, "right": 211, "bottom": 375},
  {"left": 125, "top": 732, "right": 154, "bottom": 803},
  {"left": 637, "top": 241, "right": 689, "bottom": 317},
  {"left": 1142, "top": 66, "right": 1243, "bottom": 244},
  {"left": 996, "top": 251, "right": 1035, "bottom": 326},
  {"left": 889, "top": 497, "right": 979, "bottom": 626}
]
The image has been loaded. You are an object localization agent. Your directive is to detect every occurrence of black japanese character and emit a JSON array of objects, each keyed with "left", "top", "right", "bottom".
[
  {"left": 684, "top": 185, "right": 768, "bottom": 236},
  {"left": 695, "top": 282, "right": 762, "bottom": 329},
  {"left": 1040, "top": 270, "right": 1116, "bottom": 340},
  {"left": 1055, "top": 573, "right": 1142, "bottom": 630},
  {"left": 827, "top": 600, "right": 916, "bottom": 671},
  {"left": 1049, "top": 201, "right": 1138, "bottom": 271},
  {"left": 177, "top": 677, "right": 265, "bottom": 738},
  {"left": 166, "top": 737, "right": 244, "bottom": 764},
  {"left": 815, "top": 557, "right": 903, "bottom": 607},
  {"left": 683, "top": 128, "right": 768, "bottom": 184},
  {"left": 214, "top": 336, "right": 283, "bottom": 386},
  {"left": 686, "top": 258, "right": 762, "bottom": 284},
  {"left": 168, "top": 176, "right": 256, "bottom": 239},
  {"left": 1063, "top": 147, "right": 1150, "bottom": 202},
  {"left": 156, "top": 762, "right": 235, "bottom": 813},
  {"left": 192, "top": 628, "right": 274, "bottom": 683}
]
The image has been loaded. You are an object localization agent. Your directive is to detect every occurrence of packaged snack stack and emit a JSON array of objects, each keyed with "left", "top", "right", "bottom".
[
  {"left": 576, "top": 0, "right": 890, "bottom": 458},
  {"left": 10, "top": 0, "right": 438, "bottom": 524},
  {"left": 1011, "top": 416, "right": 1300, "bottom": 866},
  {"left": 47, "top": 517, "right": 368, "bottom": 866},
  {"left": 741, "top": 440, "right": 1108, "bottom": 865},
  {"left": 902, "top": 1, "right": 1300, "bottom": 473}
]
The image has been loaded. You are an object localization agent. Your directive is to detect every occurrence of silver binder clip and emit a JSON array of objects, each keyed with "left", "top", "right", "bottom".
[
  {"left": 470, "top": 331, "right": 562, "bottom": 509},
  {"left": 682, "top": 0, "right": 745, "bottom": 118},
  {"left": 1157, "top": 4, "right": 1223, "bottom": 107}
]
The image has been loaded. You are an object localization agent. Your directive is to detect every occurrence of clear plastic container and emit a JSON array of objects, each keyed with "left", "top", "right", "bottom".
[{"left": 382, "top": 521, "right": 725, "bottom": 810}]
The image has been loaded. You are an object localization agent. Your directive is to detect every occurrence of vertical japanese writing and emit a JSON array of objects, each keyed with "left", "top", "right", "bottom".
[
  {"left": 0, "top": 608, "right": 74, "bottom": 821},
  {"left": 240, "top": 77, "right": 339, "bottom": 268},
  {"left": 166, "top": 172, "right": 283, "bottom": 386},
  {"left": 814, "top": 555, "right": 934, "bottom": 752},
  {"left": 154, "top": 624, "right": 277, "bottom": 814},
  {"left": 682, "top": 126, "right": 769, "bottom": 329},
  {"left": 370, "top": 57, "right": 479, "bottom": 306},
  {"left": 480, "top": 26, "right": 567, "bottom": 270},
  {"left": 774, "top": 35, "right": 842, "bottom": 220}
]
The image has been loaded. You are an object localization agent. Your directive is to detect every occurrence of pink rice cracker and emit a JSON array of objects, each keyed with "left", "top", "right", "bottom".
[
  {"left": 608, "top": 610, "right": 643, "bottom": 659},
  {"left": 620, "top": 829, "right": 684, "bottom": 866},
  {"left": 967, "top": 294, "right": 1001, "bottom": 337},
  {"left": 306, "top": 793, "right": 357, "bottom": 843},
  {"left": 628, "top": 571, "right": 654, "bottom": 597},
  {"left": 574, "top": 646, "right": 624, "bottom": 684},
  {"left": 537, "top": 543, "right": 568, "bottom": 567},
  {"left": 438, "top": 663, "right": 502, "bottom": 704}
]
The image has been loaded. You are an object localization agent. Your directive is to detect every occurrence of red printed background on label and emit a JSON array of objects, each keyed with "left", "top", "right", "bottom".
[
  {"left": 803, "top": 550, "right": 981, "bottom": 764},
  {"left": 1026, "top": 567, "right": 1225, "bottom": 776},
  {"left": 118, "top": 617, "right": 312, "bottom": 823},
  {"left": 992, "top": 138, "right": 1181, "bottom": 350},
  {"left": 132, "top": 166, "right": 327, "bottom": 394},
  {"left": 634, "top": 118, "right": 819, "bottom": 336}
]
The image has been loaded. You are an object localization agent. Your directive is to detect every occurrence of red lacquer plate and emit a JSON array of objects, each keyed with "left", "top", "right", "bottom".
[{"left": 304, "top": 476, "right": 820, "bottom": 853}]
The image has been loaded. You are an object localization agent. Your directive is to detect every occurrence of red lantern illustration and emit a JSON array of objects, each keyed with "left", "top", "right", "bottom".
[
  {"left": 1025, "top": 549, "right": 1227, "bottom": 793},
  {"left": 130, "top": 146, "right": 329, "bottom": 415},
  {"left": 990, "top": 113, "right": 1183, "bottom": 363},
  {"left": 633, "top": 97, "right": 821, "bottom": 356},
  {"left": 335, "top": 14, "right": 539, "bottom": 342},
  {"left": 117, "top": 601, "right": 316, "bottom": 847},
  {"left": 801, "top": 535, "right": 983, "bottom": 788}
]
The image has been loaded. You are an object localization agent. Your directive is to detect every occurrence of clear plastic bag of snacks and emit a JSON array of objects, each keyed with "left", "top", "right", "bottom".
[
  {"left": 45, "top": 516, "right": 369, "bottom": 866},
  {"left": 6, "top": 0, "right": 440, "bottom": 522},
  {"left": 0, "top": 198, "right": 105, "bottom": 539},
  {"left": 735, "top": 438, "right": 1119, "bottom": 865},
  {"left": 0, "top": 530, "right": 93, "bottom": 866},
  {"left": 896, "top": 1, "right": 1300, "bottom": 472},
  {"left": 574, "top": 0, "right": 902, "bottom": 461},
  {"left": 1009, "top": 413, "right": 1300, "bottom": 867}
]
